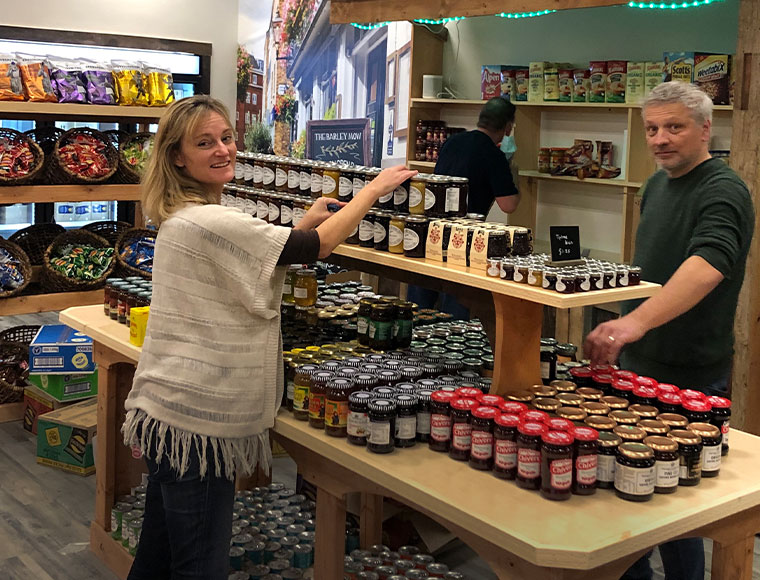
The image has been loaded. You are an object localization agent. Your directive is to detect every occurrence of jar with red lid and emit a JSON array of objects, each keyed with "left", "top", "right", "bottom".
[
  {"left": 569, "top": 367, "right": 593, "bottom": 387},
  {"left": 478, "top": 394, "right": 502, "bottom": 408},
  {"left": 610, "top": 380, "right": 633, "bottom": 401},
  {"left": 590, "top": 364, "right": 613, "bottom": 375},
  {"left": 656, "top": 383, "right": 680, "bottom": 396},
  {"left": 682, "top": 399, "right": 712, "bottom": 424},
  {"left": 634, "top": 376, "right": 658, "bottom": 390},
  {"left": 498, "top": 400, "right": 527, "bottom": 415},
  {"left": 429, "top": 391, "right": 455, "bottom": 452},
  {"left": 547, "top": 417, "right": 574, "bottom": 432},
  {"left": 494, "top": 414, "right": 520, "bottom": 480},
  {"left": 612, "top": 370, "right": 637, "bottom": 382},
  {"left": 469, "top": 406, "right": 496, "bottom": 470},
  {"left": 680, "top": 389, "right": 707, "bottom": 403},
  {"left": 592, "top": 373, "right": 613, "bottom": 395},
  {"left": 707, "top": 396, "right": 731, "bottom": 455},
  {"left": 520, "top": 409, "right": 549, "bottom": 425},
  {"left": 657, "top": 392, "right": 682, "bottom": 414},
  {"left": 449, "top": 398, "right": 477, "bottom": 461},
  {"left": 516, "top": 422, "right": 547, "bottom": 490},
  {"left": 572, "top": 426, "right": 598, "bottom": 495},
  {"left": 631, "top": 386, "right": 658, "bottom": 407},
  {"left": 540, "top": 430, "right": 574, "bottom": 501},
  {"left": 455, "top": 387, "right": 481, "bottom": 400}
]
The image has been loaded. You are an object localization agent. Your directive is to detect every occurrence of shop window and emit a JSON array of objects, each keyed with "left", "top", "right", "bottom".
[
  {"left": 246, "top": 93, "right": 251, "bottom": 104},
  {"left": 253, "top": 94, "right": 258, "bottom": 106},
  {"left": 245, "top": 111, "right": 250, "bottom": 124}
]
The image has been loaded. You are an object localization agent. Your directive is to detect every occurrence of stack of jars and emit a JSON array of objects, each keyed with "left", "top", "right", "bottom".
[
  {"left": 344, "top": 544, "right": 466, "bottom": 579},
  {"left": 103, "top": 277, "right": 152, "bottom": 325},
  {"left": 414, "top": 119, "right": 465, "bottom": 163}
]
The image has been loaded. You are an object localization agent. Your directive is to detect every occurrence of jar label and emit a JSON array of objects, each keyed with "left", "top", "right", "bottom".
[
  {"left": 528, "top": 271, "right": 537, "bottom": 285},
  {"left": 409, "top": 185, "right": 423, "bottom": 210},
  {"left": 389, "top": 225, "right": 404, "bottom": 248},
  {"left": 416, "top": 411, "right": 431, "bottom": 434},
  {"left": 487, "top": 261, "right": 501, "bottom": 277},
  {"left": 263, "top": 167, "right": 275, "bottom": 185},
  {"left": 702, "top": 445, "right": 721, "bottom": 472},
  {"left": 293, "top": 386, "right": 309, "bottom": 412},
  {"left": 608, "top": 275, "right": 616, "bottom": 288},
  {"left": 245, "top": 199, "right": 257, "bottom": 217},
  {"left": 550, "top": 458, "right": 573, "bottom": 490},
  {"left": 369, "top": 420, "right": 391, "bottom": 446},
  {"left": 236, "top": 196, "right": 245, "bottom": 211},
  {"left": 430, "top": 414, "right": 452, "bottom": 441},
  {"left": 287, "top": 170, "right": 299, "bottom": 189},
  {"left": 281, "top": 205, "right": 293, "bottom": 226},
  {"left": 542, "top": 276, "right": 550, "bottom": 289},
  {"left": 311, "top": 173, "right": 323, "bottom": 193},
  {"left": 471, "top": 431, "right": 493, "bottom": 460},
  {"left": 253, "top": 166, "right": 263, "bottom": 183},
  {"left": 369, "top": 320, "right": 392, "bottom": 341},
  {"left": 556, "top": 279, "right": 567, "bottom": 292},
  {"left": 235, "top": 162, "right": 244, "bottom": 180},
  {"left": 396, "top": 319, "right": 413, "bottom": 340},
  {"left": 680, "top": 455, "right": 701, "bottom": 480},
  {"left": 513, "top": 269, "right": 524, "bottom": 283},
  {"left": 286, "top": 380, "right": 294, "bottom": 399},
  {"left": 580, "top": 275, "right": 591, "bottom": 291},
  {"left": 540, "top": 361, "right": 551, "bottom": 380},
  {"left": 394, "top": 186, "right": 407, "bottom": 206},
  {"left": 220, "top": 193, "right": 230, "bottom": 207},
  {"left": 655, "top": 459, "right": 679, "bottom": 488},
  {"left": 294, "top": 287, "right": 308, "bottom": 299},
  {"left": 452, "top": 423, "right": 472, "bottom": 450},
  {"left": 403, "top": 229, "right": 420, "bottom": 251},
  {"left": 353, "top": 178, "right": 365, "bottom": 196},
  {"left": 597, "top": 453, "right": 616, "bottom": 482},
  {"left": 495, "top": 439, "right": 517, "bottom": 469},
  {"left": 424, "top": 188, "right": 435, "bottom": 211},
  {"left": 293, "top": 207, "right": 306, "bottom": 226},
  {"left": 282, "top": 283, "right": 292, "bottom": 296},
  {"left": 300, "top": 171, "right": 311, "bottom": 191},
  {"left": 325, "top": 400, "right": 348, "bottom": 428},
  {"left": 445, "top": 187, "right": 460, "bottom": 213},
  {"left": 347, "top": 411, "right": 369, "bottom": 437},
  {"left": 614, "top": 463, "right": 654, "bottom": 495},
  {"left": 620, "top": 271, "right": 629, "bottom": 286},
  {"left": 722, "top": 420, "right": 730, "bottom": 445},
  {"left": 357, "top": 316, "right": 369, "bottom": 336},
  {"left": 595, "top": 276, "right": 604, "bottom": 290},
  {"left": 276, "top": 168, "right": 287, "bottom": 187},
  {"left": 575, "top": 454, "right": 598, "bottom": 485},
  {"left": 517, "top": 448, "right": 541, "bottom": 478},
  {"left": 374, "top": 223, "right": 387, "bottom": 244},
  {"left": 323, "top": 175, "right": 337, "bottom": 195},
  {"left": 269, "top": 203, "right": 280, "bottom": 222},
  {"left": 395, "top": 416, "right": 417, "bottom": 440},
  {"left": 359, "top": 220, "right": 374, "bottom": 241},
  {"left": 257, "top": 201, "right": 269, "bottom": 221},
  {"left": 244, "top": 164, "right": 255, "bottom": 182},
  {"left": 308, "top": 393, "right": 325, "bottom": 420},
  {"left": 339, "top": 176, "right": 353, "bottom": 197}
]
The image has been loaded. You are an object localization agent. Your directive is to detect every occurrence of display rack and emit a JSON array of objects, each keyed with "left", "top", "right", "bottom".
[
  {"left": 4, "top": 184, "right": 142, "bottom": 204},
  {"left": 0, "top": 102, "right": 166, "bottom": 122}
]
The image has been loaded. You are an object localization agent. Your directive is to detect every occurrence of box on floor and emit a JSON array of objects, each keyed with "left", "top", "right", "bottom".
[
  {"left": 28, "top": 369, "right": 98, "bottom": 402},
  {"left": 36, "top": 397, "right": 97, "bottom": 476}
]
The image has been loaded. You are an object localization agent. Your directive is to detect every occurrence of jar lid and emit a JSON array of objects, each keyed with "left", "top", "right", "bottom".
[
  {"left": 555, "top": 393, "right": 583, "bottom": 406},
  {"left": 478, "top": 394, "right": 502, "bottom": 407},
  {"left": 506, "top": 390, "right": 534, "bottom": 403},
  {"left": 400, "top": 366, "right": 424, "bottom": 378},
  {"left": 546, "top": 417, "right": 574, "bottom": 432},
  {"left": 498, "top": 400, "right": 528, "bottom": 415},
  {"left": 656, "top": 383, "right": 680, "bottom": 395},
  {"left": 404, "top": 215, "right": 429, "bottom": 224},
  {"left": 327, "top": 378, "right": 355, "bottom": 390},
  {"left": 644, "top": 435, "right": 678, "bottom": 452},
  {"left": 533, "top": 397, "right": 561, "bottom": 412},
  {"left": 682, "top": 399, "right": 712, "bottom": 413},
  {"left": 680, "top": 389, "right": 708, "bottom": 402},
  {"left": 372, "top": 387, "right": 397, "bottom": 399},
  {"left": 395, "top": 394, "right": 419, "bottom": 408},
  {"left": 577, "top": 387, "right": 603, "bottom": 400},
  {"left": 530, "top": 385, "right": 557, "bottom": 397},
  {"left": 573, "top": 426, "right": 599, "bottom": 441},
  {"left": 556, "top": 407, "right": 587, "bottom": 421},
  {"left": 518, "top": 421, "right": 547, "bottom": 436},
  {"left": 598, "top": 431, "right": 622, "bottom": 447},
  {"left": 455, "top": 387, "right": 482, "bottom": 400},
  {"left": 311, "top": 371, "right": 335, "bottom": 385},
  {"left": 383, "top": 359, "right": 403, "bottom": 370},
  {"left": 431, "top": 390, "right": 456, "bottom": 404},
  {"left": 368, "top": 399, "right": 397, "bottom": 414},
  {"left": 634, "top": 376, "right": 658, "bottom": 389},
  {"left": 657, "top": 412, "right": 689, "bottom": 427},
  {"left": 295, "top": 364, "right": 319, "bottom": 375},
  {"left": 629, "top": 404, "right": 659, "bottom": 417},
  {"left": 520, "top": 409, "right": 549, "bottom": 424},
  {"left": 600, "top": 396, "right": 629, "bottom": 409},
  {"left": 550, "top": 380, "right": 577, "bottom": 393},
  {"left": 495, "top": 413, "right": 520, "bottom": 428},
  {"left": 613, "top": 425, "right": 647, "bottom": 441},
  {"left": 579, "top": 401, "right": 610, "bottom": 415},
  {"left": 296, "top": 268, "right": 316, "bottom": 277},
  {"left": 612, "top": 369, "right": 637, "bottom": 381},
  {"left": 542, "top": 430, "right": 574, "bottom": 446},
  {"left": 590, "top": 364, "right": 614, "bottom": 374},
  {"left": 377, "top": 370, "right": 401, "bottom": 383},
  {"left": 540, "top": 338, "right": 558, "bottom": 347},
  {"left": 349, "top": 391, "right": 373, "bottom": 405},
  {"left": 417, "top": 378, "right": 440, "bottom": 389},
  {"left": 707, "top": 396, "right": 731, "bottom": 409},
  {"left": 593, "top": 373, "right": 614, "bottom": 385},
  {"left": 469, "top": 406, "right": 496, "bottom": 420},
  {"left": 618, "top": 442, "right": 654, "bottom": 460},
  {"left": 657, "top": 392, "right": 682, "bottom": 406},
  {"left": 451, "top": 398, "right": 478, "bottom": 411},
  {"left": 609, "top": 410, "right": 638, "bottom": 424},
  {"left": 361, "top": 363, "right": 384, "bottom": 374},
  {"left": 612, "top": 379, "right": 635, "bottom": 392},
  {"left": 669, "top": 429, "right": 702, "bottom": 445},
  {"left": 687, "top": 422, "right": 720, "bottom": 438},
  {"left": 632, "top": 386, "right": 658, "bottom": 398},
  {"left": 415, "top": 389, "right": 434, "bottom": 402},
  {"left": 639, "top": 419, "right": 669, "bottom": 433}
]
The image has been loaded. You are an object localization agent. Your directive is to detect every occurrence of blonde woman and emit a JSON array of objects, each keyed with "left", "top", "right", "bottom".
[{"left": 122, "top": 95, "right": 416, "bottom": 579}]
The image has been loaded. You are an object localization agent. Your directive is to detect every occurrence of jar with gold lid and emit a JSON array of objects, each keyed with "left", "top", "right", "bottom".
[
  {"left": 657, "top": 412, "right": 688, "bottom": 431},
  {"left": 579, "top": 401, "right": 610, "bottom": 417},
  {"left": 609, "top": 410, "right": 639, "bottom": 426},
  {"left": 584, "top": 415, "right": 616, "bottom": 432},
  {"left": 550, "top": 380, "right": 577, "bottom": 394},
  {"left": 506, "top": 390, "right": 534, "bottom": 404},
  {"left": 557, "top": 406, "right": 587, "bottom": 425},
  {"left": 556, "top": 393, "right": 583, "bottom": 407},
  {"left": 408, "top": 174, "right": 428, "bottom": 215},
  {"left": 687, "top": 422, "right": 721, "bottom": 478},
  {"left": 530, "top": 384, "right": 557, "bottom": 398},
  {"left": 294, "top": 269, "right": 318, "bottom": 308},
  {"left": 601, "top": 396, "right": 629, "bottom": 411},
  {"left": 669, "top": 429, "right": 703, "bottom": 486},
  {"left": 597, "top": 431, "right": 622, "bottom": 489},
  {"left": 322, "top": 163, "right": 340, "bottom": 199},
  {"left": 613, "top": 424, "right": 647, "bottom": 443},
  {"left": 388, "top": 215, "right": 405, "bottom": 254},
  {"left": 533, "top": 397, "right": 561, "bottom": 415},
  {"left": 577, "top": 387, "right": 603, "bottom": 401},
  {"left": 615, "top": 442, "right": 655, "bottom": 502},
  {"left": 644, "top": 435, "right": 679, "bottom": 493},
  {"left": 275, "top": 157, "right": 290, "bottom": 192},
  {"left": 629, "top": 404, "right": 659, "bottom": 420},
  {"left": 287, "top": 159, "right": 301, "bottom": 194}
]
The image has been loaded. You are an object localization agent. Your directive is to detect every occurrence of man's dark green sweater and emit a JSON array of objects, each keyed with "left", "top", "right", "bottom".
[{"left": 620, "top": 158, "right": 754, "bottom": 388}]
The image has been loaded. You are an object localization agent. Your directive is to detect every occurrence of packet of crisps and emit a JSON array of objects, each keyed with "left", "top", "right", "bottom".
[
  {"left": 16, "top": 54, "right": 57, "bottom": 102},
  {"left": 0, "top": 54, "right": 25, "bottom": 101},
  {"left": 112, "top": 60, "right": 148, "bottom": 106},
  {"left": 144, "top": 64, "right": 175, "bottom": 107},
  {"left": 48, "top": 57, "right": 87, "bottom": 103},
  {"left": 80, "top": 59, "right": 117, "bottom": 105}
]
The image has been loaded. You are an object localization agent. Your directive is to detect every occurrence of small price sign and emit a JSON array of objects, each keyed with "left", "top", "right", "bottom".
[{"left": 550, "top": 226, "right": 581, "bottom": 263}]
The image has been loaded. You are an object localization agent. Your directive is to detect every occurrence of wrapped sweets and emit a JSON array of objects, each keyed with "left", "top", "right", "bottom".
[
  {"left": 0, "top": 248, "right": 24, "bottom": 291},
  {"left": 50, "top": 244, "right": 113, "bottom": 280},
  {"left": 59, "top": 133, "right": 111, "bottom": 179},
  {"left": 0, "top": 136, "right": 36, "bottom": 179},
  {"left": 120, "top": 237, "right": 155, "bottom": 273}
]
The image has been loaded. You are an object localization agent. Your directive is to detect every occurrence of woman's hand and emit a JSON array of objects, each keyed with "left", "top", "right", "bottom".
[
  {"left": 296, "top": 197, "right": 347, "bottom": 230},
  {"left": 363, "top": 165, "right": 418, "bottom": 200}
]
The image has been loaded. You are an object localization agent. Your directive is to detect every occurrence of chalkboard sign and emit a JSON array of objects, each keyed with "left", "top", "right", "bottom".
[
  {"left": 550, "top": 225, "right": 582, "bottom": 262},
  {"left": 306, "top": 118, "right": 371, "bottom": 165}
]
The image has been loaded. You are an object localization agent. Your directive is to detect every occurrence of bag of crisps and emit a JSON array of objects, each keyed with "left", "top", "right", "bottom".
[
  {"left": 48, "top": 57, "right": 87, "bottom": 103},
  {"left": 144, "top": 64, "right": 175, "bottom": 107},
  {"left": 80, "top": 59, "right": 117, "bottom": 105},
  {"left": 0, "top": 54, "right": 25, "bottom": 101},
  {"left": 112, "top": 60, "right": 148, "bottom": 106},
  {"left": 16, "top": 54, "right": 57, "bottom": 102}
]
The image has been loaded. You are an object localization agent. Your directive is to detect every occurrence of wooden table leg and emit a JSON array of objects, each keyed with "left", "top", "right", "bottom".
[
  {"left": 359, "top": 492, "right": 383, "bottom": 548},
  {"left": 314, "top": 487, "right": 347, "bottom": 580},
  {"left": 491, "top": 293, "right": 543, "bottom": 395},
  {"left": 711, "top": 535, "right": 755, "bottom": 580}
]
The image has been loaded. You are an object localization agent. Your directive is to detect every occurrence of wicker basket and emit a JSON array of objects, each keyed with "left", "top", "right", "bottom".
[
  {"left": 103, "top": 129, "right": 129, "bottom": 148},
  {"left": 47, "top": 127, "right": 119, "bottom": 185},
  {"left": 0, "top": 341, "right": 28, "bottom": 404},
  {"left": 0, "top": 239, "right": 32, "bottom": 299},
  {"left": 115, "top": 228, "right": 155, "bottom": 280},
  {"left": 117, "top": 132, "right": 154, "bottom": 184},
  {"left": 41, "top": 229, "right": 116, "bottom": 293},
  {"left": 0, "top": 128, "right": 45, "bottom": 186},
  {"left": 0, "top": 325, "right": 41, "bottom": 345},
  {"left": 8, "top": 222, "right": 65, "bottom": 265},
  {"left": 81, "top": 220, "right": 133, "bottom": 247},
  {"left": 24, "top": 127, "right": 63, "bottom": 184}
]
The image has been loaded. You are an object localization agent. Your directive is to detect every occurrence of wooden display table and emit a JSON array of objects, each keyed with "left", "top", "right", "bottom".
[{"left": 61, "top": 305, "right": 760, "bottom": 580}]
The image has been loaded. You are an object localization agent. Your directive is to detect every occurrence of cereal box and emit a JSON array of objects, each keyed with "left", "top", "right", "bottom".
[
  {"left": 694, "top": 53, "right": 730, "bottom": 105},
  {"left": 663, "top": 52, "right": 694, "bottom": 83},
  {"left": 558, "top": 69, "right": 574, "bottom": 102},
  {"left": 544, "top": 63, "right": 559, "bottom": 102},
  {"left": 626, "top": 62, "right": 646, "bottom": 104},
  {"left": 529, "top": 62, "right": 547, "bottom": 103},
  {"left": 589, "top": 61, "right": 607, "bottom": 102},
  {"left": 481, "top": 65, "right": 502, "bottom": 100},
  {"left": 645, "top": 61, "right": 664, "bottom": 96},
  {"left": 573, "top": 69, "right": 590, "bottom": 102},
  {"left": 606, "top": 60, "right": 627, "bottom": 103},
  {"left": 515, "top": 69, "right": 529, "bottom": 101},
  {"left": 500, "top": 67, "right": 522, "bottom": 101}
]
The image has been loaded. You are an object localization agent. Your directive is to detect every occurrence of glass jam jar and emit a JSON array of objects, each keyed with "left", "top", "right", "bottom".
[
  {"left": 572, "top": 426, "right": 598, "bottom": 495},
  {"left": 322, "top": 163, "right": 340, "bottom": 198},
  {"left": 408, "top": 175, "right": 427, "bottom": 215},
  {"left": 308, "top": 370, "right": 334, "bottom": 429},
  {"left": 338, "top": 167, "right": 353, "bottom": 203},
  {"left": 584, "top": 415, "right": 616, "bottom": 433},
  {"left": 657, "top": 393, "right": 683, "bottom": 415},
  {"left": 369, "top": 302, "right": 395, "bottom": 351},
  {"left": 347, "top": 391, "right": 373, "bottom": 445},
  {"left": 429, "top": 391, "right": 455, "bottom": 452},
  {"left": 373, "top": 211, "right": 392, "bottom": 252},
  {"left": 325, "top": 380, "right": 353, "bottom": 437},
  {"left": 468, "top": 406, "right": 496, "bottom": 470},
  {"left": 449, "top": 398, "right": 478, "bottom": 461},
  {"left": 415, "top": 389, "right": 433, "bottom": 442},
  {"left": 557, "top": 407, "right": 587, "bottom": 425},
  {"left": 569, "top": 367, "right": 594, "bottom": 388},
  {"left": 687, "top": 422, "right": 721, "bottom": 478},
  {"left": 597, "top": 431, "right": 621, "bottom": 489},
  {"left": 601, "top": 396, "right": 629, "bottom": 411},
  {"left": 393, "top": 179, "right": 410, "bottom": 213},
  {"left": 403, "top": 216, "right": 428, "bottom": 258},
  {"left": 609, "top": 410, "right": 639, "bottom": 426},
  {"left": 448, "top": 177, "right": 469, "bottom": 218},
  {"left": 658, "top": 413, "right": 688, "bottom": 431},
  {"left": 367, "top": 399, "right": 397, "bottom": 454},
  {"left": 426, "top": 175, "right": 448, "bottom": 218},
  {"left": 292, "top": 364, "right": 318, "bottom": 421},
  {"left": 516, "top": 422, "right": 547, "bottom": 490},
  {"left": 388, "top": 215, "right": 405, "bottom": 254},
  {"left": 638, "top": 419, "right": 669, "bottom": 437},
  {"left": 294, "top": 269, "right": 318, "bottom": 308},
  {"left": 614, "top": 442, "right": 655, "bottom": 502},
  {"left": 540, "top": 430, "right": 574, "bottom": 501},
  {"left": 394, "top": 394, "right": 419, "bottom": 448},
  {"left": 682, "top": 399, "right": 713, "bottom": 424},
  {"left": 707, "top": 396, "right": 731, "bottom": 456},
  {"left": 613, "top": 425, "right": 647, "bottom": 444},
  {"left": 669, "top": 429, "right": 703, "bottom": 486},
  {"left": 629, "top": 404, "right": 659, "bottom": 421},
  {"left": 644, "top": 435, "right": 679, "bottom": 494},
  {"left": 299, "top": 159, "right": 312, "bottom": 195},
  {"left": 493, "top": 413, "right": 520, "bottom": 479}
]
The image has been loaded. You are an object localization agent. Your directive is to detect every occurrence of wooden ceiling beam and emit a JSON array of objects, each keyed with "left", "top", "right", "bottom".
[{"left": 330, "top": 0, "right": 628, "bottom": 24}]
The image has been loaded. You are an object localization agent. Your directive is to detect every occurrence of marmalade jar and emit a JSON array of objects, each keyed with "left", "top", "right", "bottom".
[
  {"left": 572, "top": 426, "right": 598, "bottom": 495},
  {"left": 429, "top": 391, "right": 455, "bottom": 452},
  {"left": 493, "top": 413, "right": 520, "bottom": 479},
  {"left": 540, "top": 430, "right": 574, "bottom": 501},
  {"left": 516, "top": 422, "right": 547, "bottom": 490},
  {"left": 468, "top": 406, "right": 496, "bottom": 470}
]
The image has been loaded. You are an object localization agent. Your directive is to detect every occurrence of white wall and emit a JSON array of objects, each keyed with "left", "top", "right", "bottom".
[
  {"left": 3, "top": 0, "right": 239, "bottom": 114},
  {"left": 382, "top": 22, "right": 412, "bottom": 167}
]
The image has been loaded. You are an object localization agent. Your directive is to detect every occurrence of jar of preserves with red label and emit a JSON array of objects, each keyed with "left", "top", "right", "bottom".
[
  {"left": 429, "top": 391, "right": 455, "bottom": 452},
  {"left": 468, "top": 406, "right": 496, "bottom": 470},
  {"left": 707, "top": 396, "right": 731, "bottom": 456},
  {"left": 516, "top": 422, "right": 547, "bottom": 490},
  {"left": 682, "top": 399, "right": 713, "bottom": 424},
  {"left": 449, "top": 398, "right": 477, "bottom": 461},
  {"left": 540, "top": 430, "right": 574, "bottom": 501},
  {"left": 493, "top": 413, "right": 520, "bottom": 479},
  {"left": 572, "top": 426, "right": 598, "bottom": 495}
]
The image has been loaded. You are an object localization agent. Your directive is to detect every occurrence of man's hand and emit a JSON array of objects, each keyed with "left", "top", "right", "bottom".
[
  {"left": 584, "top": 315, "right": 648, "bottom": 366},
  {"left": 296, "top": 197, "right": 347, "bottom": 230}
]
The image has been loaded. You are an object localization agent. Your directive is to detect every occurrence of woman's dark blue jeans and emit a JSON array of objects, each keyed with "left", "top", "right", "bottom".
[{"left": 127, "top": 435, "right": 235, "bottom": 580}]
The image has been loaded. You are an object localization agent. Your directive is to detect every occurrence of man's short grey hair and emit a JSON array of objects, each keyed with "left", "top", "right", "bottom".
[{"left": 642, "top": 81, "right": 713, "bottom": 125}]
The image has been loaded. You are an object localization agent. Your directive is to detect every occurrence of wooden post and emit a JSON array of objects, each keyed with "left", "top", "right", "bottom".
[
  {"left": 491, "top": 293, "right": 543, "bottom": 393},
  {"left": 359, "top": 492, "right": 384, "bottom": 548},
  {"left": 314, "top": 487, "right": 347, "bottom": 580}
]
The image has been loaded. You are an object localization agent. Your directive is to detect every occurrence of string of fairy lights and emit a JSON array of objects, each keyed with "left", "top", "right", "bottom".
[{"left": 349, "top": 0, "right": 722, "bottom": 31}]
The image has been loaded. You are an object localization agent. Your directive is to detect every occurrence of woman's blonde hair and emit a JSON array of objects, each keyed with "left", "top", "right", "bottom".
[{"left": 141, "top": 95, "right": 234, "bottom": 225}]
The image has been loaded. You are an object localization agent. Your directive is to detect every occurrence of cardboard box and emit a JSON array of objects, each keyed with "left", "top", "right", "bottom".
[
  {"left": 606, "top": 60, "right": 627, "bottom": 103},
  {"left": 36, "top": 398, "right": 97, "bottom": 476},
  {"left": 29, "top": 325, "right": 95, "bottom": 373},
  {"left": 481, "top": 65, "right": 502, "bottom": 100},
  {"left": 514, "top": 69, "right": 529, "bottom": 101},
  {"left": 694, "top": 53, "right": 731, "bottom": 105},
  {"left": 663, "top": 52, "right": 694, "bottom": 83},
  {"left": 23, "top": 384, "right": 69, "bottom": 435},
  {"left": 645, "top": 61, "right": 664, "bottom": 96},
  {"left": 626, "top": 62, "right": 646, "bottom": 104},
  {"left": 528, "top": 62, "right": 547, "bottom": 103},
  {"left": 589, "top": 61, "right": 607, "bottom": 102},
  {"left": 28, "top": 369, "right": 98, "bottom": 403}
]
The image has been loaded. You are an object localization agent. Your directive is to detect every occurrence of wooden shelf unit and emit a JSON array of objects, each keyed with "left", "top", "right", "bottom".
[
  {"left": 2, "top": 184, "right": 142, "bottom": 204},
  {"left": 411, "top": 97, "right": 734, "bottom": 112},
  {"left": 0, "top": 101, "right": 165, "bottom": 122},
  {"left": 0, "top": 290, "right": 104, "bottom": 316},
  {"left": 519, "top": 170, "right": 643, "bottom": 190}
]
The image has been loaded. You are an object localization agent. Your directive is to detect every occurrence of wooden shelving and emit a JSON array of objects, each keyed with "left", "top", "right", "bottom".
[
  {"left": 0, "top": 290, "right": 103, "bottom": 316},
  {"left": 519, "top": 170, "right": 643, "bottom": 189},
  {"left": 2, "top": 184, "right": 141, "bottom": 204},
  {"left": 408, "top": 160, "right": 436, "bottom": 170},
  {"left": 411, "top": 97, "right": 734, "bottom": 112},
  {"left": 0, "top": 101, "right": 165, "bottom": 121}
]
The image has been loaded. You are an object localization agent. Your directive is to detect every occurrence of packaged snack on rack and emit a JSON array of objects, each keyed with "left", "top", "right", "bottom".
[
  {"left": 16, "top": 54, "right": 57, "bottom": 102},
  {"left": 80, "top": 60, "right": 117, "bottom": 105},
  {"left": 48, "top": 57, "right": 87, "bottom": 103},
  {"left": 0, "top": 54, "right": 25, "bottom": 101},
  {"left": 144, "top": 64, "right": 175, "bottom": 106},
  {"left": 112, "top": 60, "right": 148, "bottom": 106}
]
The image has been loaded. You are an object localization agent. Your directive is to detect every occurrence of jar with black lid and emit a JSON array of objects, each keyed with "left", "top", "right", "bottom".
[
  {"left": 347, "top": 391, "right": 373, "bottom": 445},
  {"left": 415, "top": 389, "right": 433, "bottom": 442},
  {"left": 429, "top": 391, "right": 455, "bottom": 452},
  {"left": 707, "top": 396, "right": 731, "bottom": 455},
  {"left": 540, "top": 347, "right": 557, "bottom": 385},
  {"left": 268, "top": 194, "right": 282, "bottom": 226},
  {"left": 467, "top": 406, "right": 496, "bottom": 470},
  {"left": 359, "top": 211, "right": 376, "bottom": 248},
  {"left": 597, "top": 431, "right": 621, "bottom": 489},
  {"left": 447, "top": 177, "right": 469, "bottom": 218},
  {"left": 367, "top": 399, "right": 397, "bottom": 454},
  {"left": 325, "top": 379, "right": 354, "bottom": 437},
  {"left": 614, "top": 442, "right": 655, "bottom": 502},
  {"left": 682, "top": 399, "right": 712, "bottom": 424},
  {"left": 426, "top": 175, "right": 448, "bottom": 217},
  {"left": 374, "top": 211, "right": 391, "bottom": 251},
  {"left": 393, "top": 179, "right": 409, "bottom": 213},
  {"left": 394, "top": 394, "right": 418, "bottom": 448},
  {"left": 279, "top": 195, "right": 294, "bottom": 227},
  {"left": 687, "top": 422, "right": 721, "bottom": 478},
  {"left": 372, "top": 386, "right": 396, "bottom": 400},
  {"left": 403, "top": 216, "right": 428, "bottom": 258},
  {"left": 493, "top": 413, "right": 519, "bottom": 479},
  {"left": 572, "top": 426, "right": 598, "bottom": 495},
  {"left": 540, "top": 430, "right": 574, "bottom": 501},
  {"left": 338, "top": 168, "right": 353, "bottom": 202},
  {"left": 669, "top": 429, "right": 703, "bottom": 486},
  {"left": 516, "top": 422, "right": 547, "bottom": 490},
  {"left": 449, "top": 398, "right": 477, "bottom": 461},
  {"left": 308, "top": 371, "right": 334, "bottom": 429},
  {"left": 356, "top": 298, "right": 377, "bottom": 346},
  {"left": 644, "top": 436, "right": 679, "bottom": 494},
  {"left": 293, "top": 365, "right": 319, "bottom": 421},
  {"left": 299, "top": 160, "right": 312, "bottom": 195},
  {"left": 377, "top": 370, "right": 401, "bottom": 388}
]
